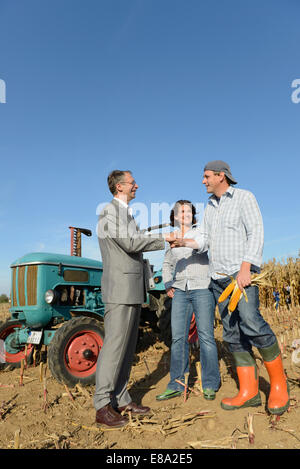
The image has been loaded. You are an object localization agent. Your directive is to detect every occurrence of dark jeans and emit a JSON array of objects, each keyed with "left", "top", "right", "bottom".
[{"left": 210, "top": 275, "right": 276, "bottom": 354}]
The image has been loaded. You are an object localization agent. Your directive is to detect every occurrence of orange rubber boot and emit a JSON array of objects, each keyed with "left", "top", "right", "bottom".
[
  {"left": 221, "top": 352, "right": 262, "bottom": 411},
  {"left": 258, "top": 342, "right": 290, "bottom": 415}
]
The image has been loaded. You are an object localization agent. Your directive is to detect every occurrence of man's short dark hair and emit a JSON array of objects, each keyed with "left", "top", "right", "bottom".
[
  {"left": 213, "top": 171, "right": 231, "bottom": 185},
  {"left": 107, "top": 170, "right": 132, "bottom": 195}
]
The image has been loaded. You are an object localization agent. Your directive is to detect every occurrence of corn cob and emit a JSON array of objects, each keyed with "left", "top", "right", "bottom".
[
  {"left": 217, "top": 270, "right": 273, "bottom": 314},
  {"left": 228, "top": 284, "right": 243, "bottom": 312},
  {"left": 218, "top": 280, "right": 236, "bottom": 303}
]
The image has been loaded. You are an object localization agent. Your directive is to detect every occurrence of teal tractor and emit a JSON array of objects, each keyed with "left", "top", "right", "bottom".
[
  {"left": 0, "top": 227, "right": 180, "bottom": 387},
  {"left": 141, "top": 267, "right": 173, "bottom": 347}
]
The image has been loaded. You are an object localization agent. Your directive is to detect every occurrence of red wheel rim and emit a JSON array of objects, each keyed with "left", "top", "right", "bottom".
[
  {"left": 64, "top": 329, "right": 103, "bottom": 378},
  {"left": 188, "top": 313, "right": 198, "bottom": 344},
  {"left": 0, "top": 324, "right": 33, "bottom": 364}
]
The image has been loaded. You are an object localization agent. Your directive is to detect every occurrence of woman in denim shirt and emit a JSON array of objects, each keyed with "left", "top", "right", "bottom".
[{"left": 156, "top": 200, "right": 220, "bottom": 401}]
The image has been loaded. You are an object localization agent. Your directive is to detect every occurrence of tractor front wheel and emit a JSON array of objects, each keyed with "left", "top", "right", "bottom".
[
  {"left": 48, "top": 316, "right": 104, "bottom": 387},
  {"left": 0, "top": 320, "right": 34, "bottom": 369}
]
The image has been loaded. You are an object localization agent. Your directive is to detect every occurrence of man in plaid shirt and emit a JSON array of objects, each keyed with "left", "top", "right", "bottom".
[{"left": 170, "top": 161, "right": 289, "bottom": 415}]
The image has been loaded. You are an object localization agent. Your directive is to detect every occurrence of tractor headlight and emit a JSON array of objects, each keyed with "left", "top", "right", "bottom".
[{"left": 45, "top": 289, "right": 56, "bottom": 304}]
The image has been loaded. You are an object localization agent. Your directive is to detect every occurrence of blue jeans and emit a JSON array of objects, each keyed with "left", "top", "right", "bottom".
[
  {"left": 168, "top": 288, "right": 221, "bottom": 392},
  {"left": 210, "top": 275, "right": 276, "bottom": 354}
]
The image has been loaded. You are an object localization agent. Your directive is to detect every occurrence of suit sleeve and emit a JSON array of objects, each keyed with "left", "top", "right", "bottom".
[{"left": 98, "top": 211, "right": 165, "bottom": 253}]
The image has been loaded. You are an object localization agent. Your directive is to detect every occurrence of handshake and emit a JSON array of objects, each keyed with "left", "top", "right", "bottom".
[
  {"left": 163, "top": 231, "right": 200, "bottom": 250},
  {"left": 163, "top": 231, "right": 186, "bottom": 248}
]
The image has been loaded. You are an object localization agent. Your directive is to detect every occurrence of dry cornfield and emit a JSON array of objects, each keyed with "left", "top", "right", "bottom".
[
  {"left": 258, "top": 255, "right": 300, "bottom": 309},
  {"left": 2, "top": 284, "right": 300, "bottom": 449}
]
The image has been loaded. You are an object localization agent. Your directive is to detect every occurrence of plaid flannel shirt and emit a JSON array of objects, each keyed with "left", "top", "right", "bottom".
[{"left": 194, "top": 186, "right": 264, "bottom": 279}]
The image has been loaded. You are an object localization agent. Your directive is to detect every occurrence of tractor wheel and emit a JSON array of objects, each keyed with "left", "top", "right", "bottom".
[
  {"left": 155, "top": 295, "right": 199, "bottom": 349},
  {"left": 156, "top": 294, "right": 172, "bottom": 348},
  {"left": 0, "top": 320, "right": 33, "bottom": 369},
  {"left": 48, "top": 316, "right": 104, "bottom": 387}
]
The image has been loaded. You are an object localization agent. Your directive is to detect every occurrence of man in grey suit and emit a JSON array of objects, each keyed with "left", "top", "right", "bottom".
[{"left": 94, "top": 170, "right": 173, "bottom": 428}]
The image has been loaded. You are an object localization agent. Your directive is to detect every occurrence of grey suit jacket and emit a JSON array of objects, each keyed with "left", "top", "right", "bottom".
[{"left": 97, "top": 198, "right": 165, "bottom": 304}]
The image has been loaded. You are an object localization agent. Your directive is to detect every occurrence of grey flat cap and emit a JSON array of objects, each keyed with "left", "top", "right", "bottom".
[{"left": 204, "top": 160, "right": 237, "bottom": 185}]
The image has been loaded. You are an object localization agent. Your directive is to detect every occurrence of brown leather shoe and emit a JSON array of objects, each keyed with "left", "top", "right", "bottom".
[
  {"left": 95, "top": 404, "right": 128, "bottom": 428},
  {"left": 118, "top": 401, "right": 150, "bottom": 415}
]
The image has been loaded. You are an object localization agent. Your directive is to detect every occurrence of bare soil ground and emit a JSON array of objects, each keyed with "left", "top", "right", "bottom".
[{"left": 1, "top": 303, "right": 300, "bottom": 452}]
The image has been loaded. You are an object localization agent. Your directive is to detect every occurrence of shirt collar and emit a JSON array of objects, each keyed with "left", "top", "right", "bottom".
[
  {"left": 209, "top": 185, "right": 235, "bottom": 206},
  {"left": 114, "top": 197, "right": 128, "bottom": 208},
  {"left": 114, "top": 197, "right": 133, "bottom": 216},
  {"left": 225, "top": 186, "right": 235, "bottom": 196},
  {"left": 183, "top": 225, "right": 197, "bottom": 236}
]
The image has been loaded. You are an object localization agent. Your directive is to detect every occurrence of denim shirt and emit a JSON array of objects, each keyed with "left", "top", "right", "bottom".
[{"left": 162, "top": 226, "right": 210, "bottom": 291}]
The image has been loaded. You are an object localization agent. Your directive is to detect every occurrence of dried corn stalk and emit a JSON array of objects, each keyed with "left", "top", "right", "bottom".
[
  {"left": 122, "top": 411, "right": 215, "bottom": 436},
  {"left": 258, "top": 257, "right": 299, "bottom": 309}
]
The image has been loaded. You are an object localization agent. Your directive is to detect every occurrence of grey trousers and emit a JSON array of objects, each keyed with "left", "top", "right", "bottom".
[{"left": 93, "top": 303, "right": 141, "bottom": 411}]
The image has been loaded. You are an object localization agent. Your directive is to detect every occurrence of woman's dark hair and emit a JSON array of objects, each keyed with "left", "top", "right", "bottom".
[{"left": 170, "top": 200, "right": 197, "bottom": 227}]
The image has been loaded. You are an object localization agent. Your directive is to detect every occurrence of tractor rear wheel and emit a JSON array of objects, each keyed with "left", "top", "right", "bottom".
[
  {"left": 155, "top": 295, "right": 199, "bottom": 349},
  {"left": 156, "top": 294, "right": 172, "bottom": 348},
  {"left": 48, "top": 316, "right": 104, "bottom": 387}
]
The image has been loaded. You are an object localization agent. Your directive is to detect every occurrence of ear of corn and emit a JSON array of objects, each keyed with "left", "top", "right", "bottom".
[
  {"left": 217, "top": 266, "right": 285, "bottom": 314},
  {"left": 218, "top": 280, "right": 235, "bottom": 303},
  {"left": 228, "top": 285, "right": 243, "bottom": 312}
]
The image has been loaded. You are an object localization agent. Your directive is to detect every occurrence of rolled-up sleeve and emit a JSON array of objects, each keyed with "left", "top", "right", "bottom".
[
  {"left": 241, "top": 191, "right": 264, "bottom": 266},
  {"left": 192, "top": 217, "right": 209, "bottom": 253}
]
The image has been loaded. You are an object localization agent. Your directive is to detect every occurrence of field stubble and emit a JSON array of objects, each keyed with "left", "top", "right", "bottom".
[{"left": 1, "top": 302, "right": 300, "bottom": 450}]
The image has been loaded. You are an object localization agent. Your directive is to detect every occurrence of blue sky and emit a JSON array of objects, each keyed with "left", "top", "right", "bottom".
[{"left": 0, "top": 0, "right": 299, "bottom": 295}]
